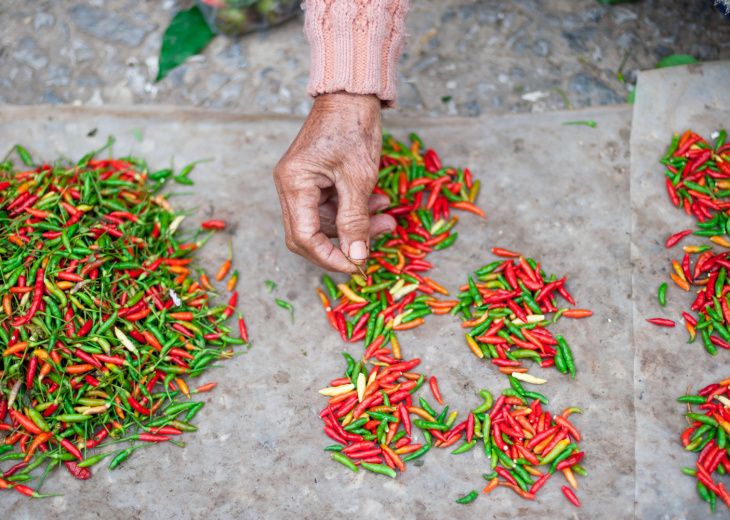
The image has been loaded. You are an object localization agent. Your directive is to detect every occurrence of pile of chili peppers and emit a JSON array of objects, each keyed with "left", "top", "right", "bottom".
[
  {"left": 446, "top": 249, "right": 589, "bottom": 378},
  {"left": 663, "top": 129, "right": 730, "bottom": 228},
  {"left": 648, "top": 131, "right": 730, "bottom": 344},
  {"left": 678, "top": 379, "right": 730, "bottom": 513},
  {"left": 318, "top": 351, "right": 585, "bottom": 506},
  {"left": 316, "top": 134, "right": 587, "bottom": 507},
  {"left": 0, "top": 143, "right": 247, "bottom": 499},
  {"left": 316, "top": 133, "right": 483, "bottom": 346}
]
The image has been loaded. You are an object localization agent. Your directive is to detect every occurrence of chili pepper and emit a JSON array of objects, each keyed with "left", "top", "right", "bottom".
[
  {"left": 455, "top": 490, "right": 478, "bottom": 504},
  {"left": 275, "top": 299, "right": 294, "bottom": 324},
  {"left": 561, "top": 485, "right": 581, "bottom": 507},
  {"left": 201, "top": 220, "right": 226, "bottom": 230}
]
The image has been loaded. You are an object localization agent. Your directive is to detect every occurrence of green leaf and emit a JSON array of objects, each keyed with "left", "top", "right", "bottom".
[
  {"left": 656, "top": 54, "right": 699, "bottom": 69},
  {"left": 131, "top": 129, "right": 143, "bottom": 142},
  {"left": 626, "top": 89, "right": 635, "bottom": 104},
  {"left": 157, "top": 6, "right": 215, "bottom": 82},
  {"left": 265, "top": 281, "right": 277, "bottom": 293}
]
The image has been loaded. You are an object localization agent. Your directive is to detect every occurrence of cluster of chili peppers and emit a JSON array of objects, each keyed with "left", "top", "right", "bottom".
[
  {"left": 318, "top": 353, "right": 585, "bottom": 507},
  {"left": 316, "top": 133, "right": 483, "bottom": 346},
  {"left": 443, "top": 249, "right": 589, "bottom": 378},
  {"left": 648, "top": 131, "right": 730, "bottom": 345},
  {"left": 663, "top": 129, "right": 730, "bottom": 229},
  {"left": 316, "top": 134, "right": 588, "bottom": 507},
  {"left": 678, "top": 378, "right": 730, "bottom": 513},
  {"left": 0, "top": 142, "right": 247, "bottom": 499}
]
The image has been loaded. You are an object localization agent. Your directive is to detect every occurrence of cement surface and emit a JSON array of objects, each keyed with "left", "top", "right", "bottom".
[
  {"left": 631, "top": 61, "right": 730, "bottom": 519},
  {"left": 0, "top": 103, "right": 634, "bottom": 518}
]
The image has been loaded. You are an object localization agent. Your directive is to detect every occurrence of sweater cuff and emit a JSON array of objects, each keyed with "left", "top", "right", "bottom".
[{"left": 304, "top": 0, "right": 409, "bottom": 108}]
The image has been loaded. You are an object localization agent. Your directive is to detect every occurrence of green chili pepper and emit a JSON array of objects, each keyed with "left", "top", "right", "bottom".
[
  {"left": 401, "top": 443, "right": 430, "bottom": 461},
  {"left": 331, "top": 452, "right": 359, "bottom": 472},
  {"left": 361, "top": 461, "right": 396, "bottom": 478},
  {"left": 452, "top": 439, "right": 477, "bottom": 454},
  {"left": 677, "top": 395, "right": 706, "bottom": 404},
  {"left": 658, "top": 282, "right": 667, "bottom": 307},
  {"left": 275, "top": 299, "right": 294, "bottom": 323},
  {"left": 455, "top": 490, "right": 478, "bottom": 504},
  {"left": 556, "top": 335, "right": 575, "bottom": 378},
  {"left": 473, "top": 390, "right": 493, "bottom": 414},
  {"left": 77, "top": 452, "right": 114, "bottom": 468}
]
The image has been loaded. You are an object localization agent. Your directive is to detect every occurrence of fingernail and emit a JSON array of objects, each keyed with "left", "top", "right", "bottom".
[{"left": 349, "top": 241, "right": 368, "bottom": 260}]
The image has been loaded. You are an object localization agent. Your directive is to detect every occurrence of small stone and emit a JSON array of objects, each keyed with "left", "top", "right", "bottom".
[
  {"left": 46, "top": 65, "right": 71, "bottom": 86},
  {"left": 125, "top": 66, "right": 148, "bottom": 97},
  {"left": 532, "top": 39, "right": 551, "bottom": 57},
  {"left": 220, "top": 83, "right": 243, "bottom": 102},
  {"left": 64, "top": 40, "right": 95, "bottom": 64},
  {"left": 39, "top": 91, "right": 65, "bottom": 105},
  {"left": 510, "top": 67, "right": 526, "bottom": 79},
  {"left": 457, "top": 6, "right": 475, "bottom": 21},
  {"left": 617, "top": 31, "right": 638, "bottom": 52},
  {"left": 582, "top": 6, "right": 606, "bottom": 23},
  {"left": 69, "top": 4, "right": 155, "bottom": 47},
  {"left": 166, "top": 65, "right": 188, "bottom": 88},
  {"left": 561, "top": 14, "right": 581, "bottom": 29},
  {"left": 446, "top": 80, "right": 457, "bottom": 89},
  {"left": 12, "top": 38, "right": 49, "bottom": 70},
  {"left": 561, "top": 28, "right": 597, "bottom": 52},
  {"left": 216, "top": 41, "right": 248, "bottom": 70},
  {"left": 475, "top": 4, "right": 499, "bottom": 24},
  {"left": 33, "top": 13, "right": 54, "bottom": 30},
  {"left": 512, "top": 37, "right": 528, "bottom": 54},
  {"left": 411, "top": 55, "right": 439, "bottom": 74},
  {"left": 459, "top": 99, "right": 480, "bottom": 117},
  {"left": 208, "top": 73, "right": 231, "bottom": 92},
  {"left": 76, "top": 76, "right": 105, "bottom": 86},
  {"left": 610, "top": 6, "right": 638, "bottom": 24}
]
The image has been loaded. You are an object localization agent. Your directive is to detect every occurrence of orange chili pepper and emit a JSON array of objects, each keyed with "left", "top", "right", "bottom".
[
  {"left": 200, "top": 274, "right": 215, "bottom": 291},
  {"left": 216, "top": 261, "right": 231, "bottom": 281},
  {"left": 482, "top": 478, "right": 499, "bottom": 493}
]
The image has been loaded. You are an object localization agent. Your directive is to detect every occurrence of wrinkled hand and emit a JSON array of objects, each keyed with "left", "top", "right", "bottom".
[{"left": 273, "top": 92, "right": 396, "bottom": 274}]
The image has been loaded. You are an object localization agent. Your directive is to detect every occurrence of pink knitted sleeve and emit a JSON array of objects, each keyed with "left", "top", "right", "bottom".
[{"left": 303, "top": 0, "right": 410, "bottom": 108}]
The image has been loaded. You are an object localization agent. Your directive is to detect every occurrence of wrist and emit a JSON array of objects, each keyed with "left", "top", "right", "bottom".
[{"left": 313, "top": 92, "right": 381, "bottom": 114}]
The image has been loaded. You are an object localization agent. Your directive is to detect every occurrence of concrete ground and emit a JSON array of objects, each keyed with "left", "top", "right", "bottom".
[{"left": 0, "top": 0, "right": 729, "bottom": 117}]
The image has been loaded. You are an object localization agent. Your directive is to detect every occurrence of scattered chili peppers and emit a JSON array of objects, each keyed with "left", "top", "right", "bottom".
[
  {"left": 0, "top": 142, "right": 248, "bottom": 498},
  {"left": 678, "top": 378, "right": 730, "bottom": 513}
]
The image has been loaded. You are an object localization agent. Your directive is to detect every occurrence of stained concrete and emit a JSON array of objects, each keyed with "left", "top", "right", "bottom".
[{"left": 0, "top": 103, "right": 634, "bottom": 518}]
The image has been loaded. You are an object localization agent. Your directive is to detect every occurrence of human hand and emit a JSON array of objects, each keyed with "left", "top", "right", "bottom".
[{"left": 273, "top": 92, "right": 396, "bottom": 274}]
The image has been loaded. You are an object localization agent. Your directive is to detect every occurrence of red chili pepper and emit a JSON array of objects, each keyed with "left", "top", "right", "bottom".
[
  {"left": 429, "top": 377, "right": 444, "bottom": 405},
  {"left": 646, "top": 318, "right": 675, "bottom": 327},
  {"left": 561, "top": 485, "right": 581, "bottom": 507},
  {"left": 201, "top": 220, "right": 226, "bottom": 230},
  {"left": 127, "top": 396, "right": 151, "bottom": 416}
]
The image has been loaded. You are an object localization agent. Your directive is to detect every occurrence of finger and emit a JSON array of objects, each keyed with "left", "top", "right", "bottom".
[
  {"left": 368, "top": 193, "right": 391, "bottom": 213},
  {"left": 369, "top": 213, "right": 396, "bottom": 238},
  {"left": 282, "top": 177, "right": 359, "bottom": 273},
  {"left": 335, "top": 171, "right": 376, "bottom": 266}
]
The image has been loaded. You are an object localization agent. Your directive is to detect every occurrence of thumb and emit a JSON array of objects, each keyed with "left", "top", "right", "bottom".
[{"left": 335, "top": 172, "right": 375, "bottom": 266}]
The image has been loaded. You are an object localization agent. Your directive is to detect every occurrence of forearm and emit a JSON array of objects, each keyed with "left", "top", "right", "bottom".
[{"left": 304, "top": 0, "right": 410, "bottom": 108}]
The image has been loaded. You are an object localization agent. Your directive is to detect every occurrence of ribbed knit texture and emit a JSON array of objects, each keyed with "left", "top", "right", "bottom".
[{"left": 303, "top": 0, "right": 409, "bottom": 108}]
